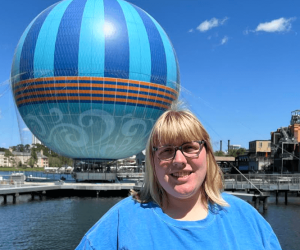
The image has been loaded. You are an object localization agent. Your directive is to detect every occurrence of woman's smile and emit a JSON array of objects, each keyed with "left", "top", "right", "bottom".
[
  {"left": 170, "top": 171, "right": 193, "bottom": 179},
  {"left": 154, "top": 145, "right": 207, "bottom": 200}
]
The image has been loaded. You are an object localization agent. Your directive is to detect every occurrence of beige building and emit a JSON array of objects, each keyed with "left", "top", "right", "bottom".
[
  {"left": 0, "top": 150, "right": 48, "bottom": 168},
  {"left": 248, "top": 140, "right": 271, "bottom": 171},
  {"left": 249, "top": 140, "right": 271, "bottom": 153}
]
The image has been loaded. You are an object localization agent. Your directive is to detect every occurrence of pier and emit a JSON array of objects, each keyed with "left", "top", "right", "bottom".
[
  {"left": 224, "top": 174, "right": 300, "bottom": 208},
  {"left": 1, "top": 174, "right": 300, "bottom": 209},
  {"left": 0, "top": 181, "right": 136, "bottom": 204}
]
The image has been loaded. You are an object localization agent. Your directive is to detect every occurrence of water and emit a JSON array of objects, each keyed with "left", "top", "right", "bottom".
[
  {"left": 0, "top": 197, "right": 123, "bottom": 250},
  {"left": 0, "top": 196, "right": 299, "bottom": 250},
  {"left": 0, "top": 171, "right": 300, "bottom": 250}
]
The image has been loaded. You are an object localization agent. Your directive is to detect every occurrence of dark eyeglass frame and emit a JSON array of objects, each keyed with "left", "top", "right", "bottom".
[{"left": 152, "top": 140, "right": 206, "bottom": 161}]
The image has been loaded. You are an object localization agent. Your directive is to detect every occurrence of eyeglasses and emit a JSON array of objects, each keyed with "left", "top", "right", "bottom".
[{"left": 152, "top": 140, "right": 206, "bottom": 161}]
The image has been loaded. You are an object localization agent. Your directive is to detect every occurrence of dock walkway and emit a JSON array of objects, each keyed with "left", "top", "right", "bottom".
[{"left": 0, "top": 182, "right": 136, "bottom": 196}]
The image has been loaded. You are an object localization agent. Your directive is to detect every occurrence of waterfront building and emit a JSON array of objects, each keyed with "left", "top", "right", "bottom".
[
  {"left": 271, "top": 110, "right": 300, "bottom": 173},
  {"left": 0, "top": 150, "right": 48, "bottom": 168},
  {"left": 235, "top": 140, "right": 271, "bottom": 172},
  {"left": 248, "top": 140, "right": 272, "bottom": 171}
]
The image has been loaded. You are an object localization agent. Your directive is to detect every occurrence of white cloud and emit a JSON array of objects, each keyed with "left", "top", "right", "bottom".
[
  {"left": 197, "top": 17, "right": 228, "bottom": 32},
  {"left": 188, "top": 29, "right": 194, "bottom": 33},
  {"left": 23, "top": 127, "right": 30, "bottom": 132},
  {"left": 255, "top": 17, "right": 295, "bottom": 33},
  {"left": 221, "top": 36, "right": 229, "bottom": 45}
]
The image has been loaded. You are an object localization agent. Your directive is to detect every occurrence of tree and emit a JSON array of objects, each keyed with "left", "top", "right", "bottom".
[
  {"left": 27, "top": 158, "right": 36, "bottom": 168},
  {"left": 214, "top": 151, "right": 225, "bottom": 156},
  {"left": 49, "top": 157, "right": 62, "bottom": 168},
  {"left": 31, "top": 149, "right": 38, "bottom": 162},
  {"left": 59, "top": 156, "right": 73, "bottom": 166},
  {"left": 4, "top": 150, "right": 15, "bottom": 167},
  {"left": 16, "top": 144, "right": 25, "bottom": 152},
  {"left": 227, "top": 148, "right": 247, "bottom": 158},
  {"left": 24, "top": 144, "right": 31, "bottom": 152}
]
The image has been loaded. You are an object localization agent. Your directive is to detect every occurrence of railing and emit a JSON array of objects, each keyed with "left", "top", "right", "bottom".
[{"left": 223, "top": 174, "right": 300, "bottom": 191}]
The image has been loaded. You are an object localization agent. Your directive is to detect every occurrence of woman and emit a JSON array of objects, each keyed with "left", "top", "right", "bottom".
[{"left": 76, "top": 108, "right": 282, "bottom": 249}]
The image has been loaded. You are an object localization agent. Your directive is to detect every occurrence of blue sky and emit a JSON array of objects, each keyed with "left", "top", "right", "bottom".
[{"left": 0, "top": 0, "right": 300, "bottom": 151}]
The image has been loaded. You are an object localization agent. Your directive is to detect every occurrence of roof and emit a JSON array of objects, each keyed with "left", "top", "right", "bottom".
[
  {"left": 215, "top": 156, "right": 235, "bottom": 162},
  {"left": 249, "top": 140, "right": 271, "bottom": 142}
]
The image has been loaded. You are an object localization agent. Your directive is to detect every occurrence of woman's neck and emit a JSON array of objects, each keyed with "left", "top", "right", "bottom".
[{"left": 162, "top": 193, "right": 208, "bottom": 221}]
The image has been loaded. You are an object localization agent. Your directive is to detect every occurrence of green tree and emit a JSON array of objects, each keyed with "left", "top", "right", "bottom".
[
  {"left": 4, "top": 150, "right": 13, "bottom": 158},
  {"left": 227, "top": 148, "right": 247, "bottom": 157},
  {"left": 214, "top": 151, "right": 225, "bottom": 156},
  {"left": 24, "top": 144, "right": 31, "bottom": 152},
  {"left": 16, "top": 144, "right": 25, "bottom": 152},
  {"left": 49, "top": 157, "right": 62, "bottom": 168},
  {"left": 31, "top": 149, "right": 38, "bottom": 162},
  {"left": 27, "top": 158, "right": 36, "bottom": 168}
]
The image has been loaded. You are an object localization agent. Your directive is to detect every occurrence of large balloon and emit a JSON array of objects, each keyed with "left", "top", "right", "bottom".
[{"left": 11, "top": 0, "right": 180, "bottom": 160}]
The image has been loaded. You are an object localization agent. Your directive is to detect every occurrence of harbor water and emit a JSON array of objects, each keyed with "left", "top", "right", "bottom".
[{"left": 0, "top": 172, "right": 300, "bottom": 250}]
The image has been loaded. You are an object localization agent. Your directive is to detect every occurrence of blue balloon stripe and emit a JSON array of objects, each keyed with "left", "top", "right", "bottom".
[
  {"left": 132, "top": 5, "right": 167, "bottom": 85},
  {"left": 19, "top": 4, "right": 57, "bottom": 81},
  {"left": 34, "top": 0, "right": 73, "bottom": 79},
  {"left": 78, "top": 0, "right": 105, "bottom": 77},
  {"left": 18, "top": 100, "right": 165, "bottom": 110},
  {"left": 11, "top": 16, "right": 39, "bottom": 85},
  {"left": 104, "top": 0, "right": 129, "bottom": 79},
  {"left": 148, "top": 14, "right": 178, "bottom": 89},
  {"left": 173, "top": 46, "right": 181, "bottom": 91},
  {"left": 117, "top": 0, "right": 151, "bottom": 82},
  {"left": 54, "top": 0, "right": 88, "bottom": 76}
]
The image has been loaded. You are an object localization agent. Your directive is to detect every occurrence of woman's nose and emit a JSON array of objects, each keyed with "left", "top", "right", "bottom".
[{"left": 172, "top": 149, "right": 187, "bottom": 166}]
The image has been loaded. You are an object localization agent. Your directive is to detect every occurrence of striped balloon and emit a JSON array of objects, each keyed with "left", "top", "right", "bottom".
[{"left": 11, "top": 0, "right": 180, "bottom": 160}]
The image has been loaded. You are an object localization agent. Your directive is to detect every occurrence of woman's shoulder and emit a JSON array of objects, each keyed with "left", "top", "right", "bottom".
[
  {"left": 100, "top": 196, "right": 153, "bottom": 219},
  {"left": 221, "top": 192, "right": 255, "bottom": 210},
  {"left": 104, "top": 196, "right": 140, "bottom": 213},
  {"left": 219, "top": 192, "right": 271, "bottom": 227}
]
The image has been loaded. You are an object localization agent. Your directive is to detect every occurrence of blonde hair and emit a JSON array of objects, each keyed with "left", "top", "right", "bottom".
[{"left": 131, "top": 107, "right": 228, "bottom": 208}]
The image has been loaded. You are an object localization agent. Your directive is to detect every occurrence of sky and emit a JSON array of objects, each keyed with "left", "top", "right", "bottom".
[{"left": 0, "top": 0, "right": 300, "bottom": 151}]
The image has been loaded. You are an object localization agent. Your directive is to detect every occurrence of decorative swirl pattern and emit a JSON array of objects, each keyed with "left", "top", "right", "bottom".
[
  {"left": 23, "top": 114, "right": 47, "bottom": 138},
  {"left": 19, "top": 104, "right": 162, "bottom": 159}
]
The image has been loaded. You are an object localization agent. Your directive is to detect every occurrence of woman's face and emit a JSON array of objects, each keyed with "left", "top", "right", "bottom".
[{"left": 153, "top": 141, "right": 207, "bottom": 201}]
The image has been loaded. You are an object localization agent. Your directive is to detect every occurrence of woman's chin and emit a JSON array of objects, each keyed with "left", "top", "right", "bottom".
[{"left": 169, "top": 187, "right": 200, "bottom": 200}]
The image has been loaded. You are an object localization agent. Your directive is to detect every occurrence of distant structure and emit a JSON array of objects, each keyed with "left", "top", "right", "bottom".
[
  {"left": 229, "top": 145, "right": 241, "bottom": 150},
  {"left": 32, "top": 134, "right": 42, "bottom": 145},
  {"left": 236, "top": 140, "right": 271, "bottom": 172},
  {"left": 0, "top": 149, "right": 48, "bottom": 168},
  {"left": 248, "top": 140, "right": 271, "bottom": 171},
  {"left": 271, "top": 110, "right": 300, "bottom": 173}
]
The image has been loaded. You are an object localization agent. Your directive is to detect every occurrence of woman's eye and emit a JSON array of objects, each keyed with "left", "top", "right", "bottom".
[
  {"left": 161, "top": 148, "right": 173, "bottom": 153},
  {"left": 183, "top": 145, "right": 198, "bottom": 151}
]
